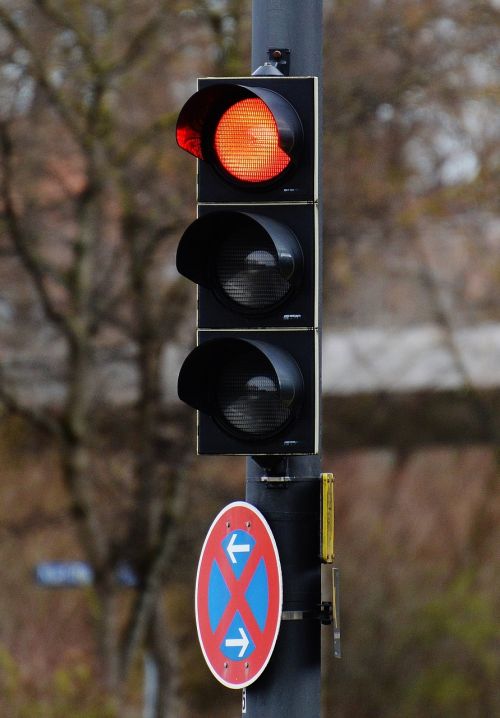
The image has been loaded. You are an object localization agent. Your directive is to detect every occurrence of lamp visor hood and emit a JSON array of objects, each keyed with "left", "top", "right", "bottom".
[
  {"left": 178, "top": 338, "right": 303, "bottom": 428},
  {"left": 176, "top": 84, "right": 302, "bottom": 167}
]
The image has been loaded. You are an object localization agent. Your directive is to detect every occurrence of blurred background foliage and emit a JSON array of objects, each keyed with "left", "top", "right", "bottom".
[{"left": 0, "top": 0, "right": 499, "bottom": 716}]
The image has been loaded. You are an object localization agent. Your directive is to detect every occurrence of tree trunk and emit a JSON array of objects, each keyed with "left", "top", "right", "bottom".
[{"left": 147, "top": 601, "right": 181, "bottom": 718}]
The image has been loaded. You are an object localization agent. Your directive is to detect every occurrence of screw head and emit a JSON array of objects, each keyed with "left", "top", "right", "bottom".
[{"left": 272, "top": 49, "right": 282, "bottom": 60}]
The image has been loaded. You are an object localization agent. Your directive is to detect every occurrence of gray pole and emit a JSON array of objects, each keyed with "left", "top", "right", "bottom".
[
  {"left": 143, "top": 653, "right": 159, "bottom": 718},
  {"left": 245, "top": 2, "right": 324, "bottom": 717},
  {"left": 252, "top": 0, "right": 323, "bottom": 78}
]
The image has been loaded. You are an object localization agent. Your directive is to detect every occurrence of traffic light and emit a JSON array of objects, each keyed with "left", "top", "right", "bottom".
[{"left": 176, "top": 77, "right": 318, "bottom": 455}]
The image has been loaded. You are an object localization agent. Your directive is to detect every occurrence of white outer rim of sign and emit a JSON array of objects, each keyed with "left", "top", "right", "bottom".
[{"left": 195, "top": 500, "right": 283, "bottom": 690}]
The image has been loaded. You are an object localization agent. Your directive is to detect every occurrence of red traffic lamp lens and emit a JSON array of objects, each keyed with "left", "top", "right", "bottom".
[
  {"left": 175, "top": 82, "right": 305, "bottom": 192},
  {"left": 214, "top": 98, "right": 291, "bottom": 183}
]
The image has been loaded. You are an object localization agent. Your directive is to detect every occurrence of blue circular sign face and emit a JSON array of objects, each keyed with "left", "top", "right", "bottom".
[{"left": 196, "top": 501, "right": 282, "bottom": 689}]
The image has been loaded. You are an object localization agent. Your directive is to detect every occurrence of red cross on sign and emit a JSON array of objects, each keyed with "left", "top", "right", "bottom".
[{"left": 195, "top": 501, "right": 283, "bottom": 689}]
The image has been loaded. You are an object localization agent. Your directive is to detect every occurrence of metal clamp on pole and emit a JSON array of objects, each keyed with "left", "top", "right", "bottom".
[
  {"left": 281, "top": 602, "right": 332, "bottom": 623},
  {"left": 268, "top": 48, "right": 291, "bottom": 75},
  {"left": 281, "top": 609, "right": 315, "bottom": 621},
  {"left": 260, "top": 476, "right": 291, "bottom": 487},
  {"left": 320, "top": 601, "right": 333, "bottom": 625},
  {"left": 251, "top": 48, "right": 291, "bottom": 76}
]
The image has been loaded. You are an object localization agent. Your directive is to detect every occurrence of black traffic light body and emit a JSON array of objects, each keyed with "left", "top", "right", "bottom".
[
  {"left": 177, "top": 77, "right": 317, "bottom": 203},
  {"left": 179, "top": 330, "right": 318, "bottom": 455},
  {"left": 176, "top": 76, "right": 319, "bottom": 456},
  {"left": 177, "top": 203, "right": 318, "bottom": 330}
]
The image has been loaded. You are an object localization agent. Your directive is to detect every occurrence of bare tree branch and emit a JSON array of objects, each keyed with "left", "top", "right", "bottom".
[
  {"left": 0, "top": 123, "right": 75, "bottom": 340},
  {"left": 0, "top": 7, "right": 86, "bottom": 148},
  {"left": 0, "top": 508, "right": 69, "bottom": 538},
  {"left": 158, "top": 277, "right": 193, "bottom": 342},
  {"left": 0, "top": 366, "right": 62, "bottom": 438},
  {"left": 32, "top": 0, "right": 104, "bottom": 77},
  {"left": 106, "top": 1, "right": 172, "bottom": 78},
  {"left": 114, "top": 112, "right": 177, "bottom": 166},
  {"left": 415, "top": 227, "right": 497, "bottom": 443},
  {"left": 119, "top": 464, "right": 189, "bottom": 680}
]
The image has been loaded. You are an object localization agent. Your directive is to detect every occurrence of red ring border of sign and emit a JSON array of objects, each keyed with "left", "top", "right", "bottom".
[{"left": 195, "top": 501, "right": 283, "bottom": 689}]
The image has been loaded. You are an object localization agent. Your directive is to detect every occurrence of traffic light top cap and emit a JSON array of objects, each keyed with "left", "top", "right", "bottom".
[{"left": 176, "top": 82, "right": 303, "bottom": 185}]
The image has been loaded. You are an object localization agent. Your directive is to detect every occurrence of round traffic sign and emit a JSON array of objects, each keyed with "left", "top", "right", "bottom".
[{"left": 195, "top": 501, "right": 282, "bottom": 689}]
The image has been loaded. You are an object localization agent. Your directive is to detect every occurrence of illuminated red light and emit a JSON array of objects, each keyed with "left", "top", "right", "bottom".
[{"left": 214, "top": 98, "right": 291, "bottom": 183}]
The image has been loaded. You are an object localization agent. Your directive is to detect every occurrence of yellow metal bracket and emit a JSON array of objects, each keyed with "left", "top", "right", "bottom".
[{"left": 321, "top": 472, "right": 335, "bottom": 563}]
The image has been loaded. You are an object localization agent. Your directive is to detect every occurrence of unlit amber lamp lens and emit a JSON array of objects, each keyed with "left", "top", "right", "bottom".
[{"left": 214, "top": 98, "right": 290, "bottom": 183}]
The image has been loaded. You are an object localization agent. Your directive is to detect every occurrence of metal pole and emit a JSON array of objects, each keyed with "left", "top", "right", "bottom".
[
  {"left": 252, "top": 0, "right": 323, "bottom": 78},
  {"left": 143, "top": 653, "right": 159, "bottom": 718},
  {"left": 245, "top": 2, "right": 324, "bottom": 717},
  {"left": 245, "top": 459, "right": 321, "bottom": 718}
]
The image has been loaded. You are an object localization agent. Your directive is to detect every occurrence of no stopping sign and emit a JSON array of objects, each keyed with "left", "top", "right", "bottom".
[{"left": 195, "top": 501, "right": 282, "bottom": 689}]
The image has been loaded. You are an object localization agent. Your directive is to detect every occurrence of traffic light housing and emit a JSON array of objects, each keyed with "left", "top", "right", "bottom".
[
  {"left": 176, "top": 204, "right": 316, "bottom": 329},
  {"left": 176, "top": 77, "right": 318, "bottom": 455},
  {"left": 176, "top": 78, "right": 316, "bottom": 202}
]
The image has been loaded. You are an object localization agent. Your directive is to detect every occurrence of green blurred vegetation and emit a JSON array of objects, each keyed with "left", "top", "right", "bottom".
[
  {"left": 330, "top": 570, "right": 500, "bottom": 718},
  {"left": 0, "top": 645, "right": 116, "bottom": 718}
]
